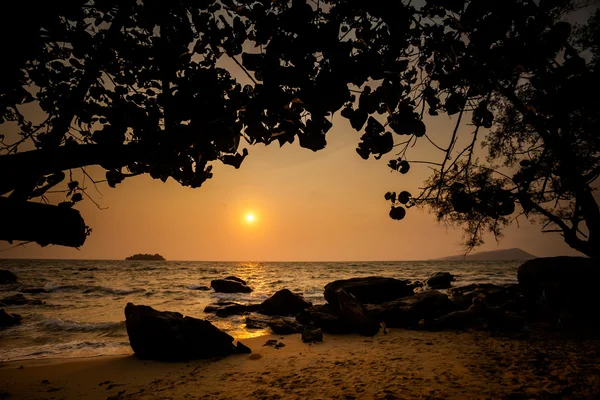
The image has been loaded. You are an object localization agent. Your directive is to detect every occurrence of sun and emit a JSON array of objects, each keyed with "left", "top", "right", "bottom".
[{"left": 245, "top": 213, "right": 256, "bottom": 223}]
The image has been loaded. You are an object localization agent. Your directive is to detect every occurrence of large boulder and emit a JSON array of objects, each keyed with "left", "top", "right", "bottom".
[
  {"left": 296, "top": 304, "right": 353, "bottom": 334},
  {"left": 426, "top": 296, "right": 524, "bottom": 332},
  {"left": 260, "top": 289, "right": 312, "bottom": 316},
  {"left": 224, "top": 276, "right": 247, "bottom": 285},
  {"left": 211, "top": 278, "right": 253, "bottom": 293},
  {"left": 204, "top": 302, "right": 261, "bottom": 317},
  {"left": 366, "top": 290, "right": 455, "bottom": 328},
  {"left": 426, "top": 272, "right": 454, "bottom": 289},
  {"left": 268, "top": 317, "right": 304, "bottom": 334},
  {"left": 336, "top": 289, "right": 380, "bottom": 336},
  {"left": 0, "top": 294, "right": 44, "bottom": 306},
  {"left": 324, "top": 277, "right": 414, "bottom": 307},
  {"left": 0, "top": 270, "right": 17, "bottom": 284},
  {"left": 302, "top": 327, "right": 323, "bottom": 343},
  {"left": 0, "top": 309, "right": 22, "bottom": 328},
  {"left": 450, "top": 284, "right": 523, "bottom": 311},
  {"left": 124, "top": 303, "right": 238, "bottom": 361},
  {"left": 245, "top": 314, "right": 273, "bottom": 329},
  {"left": 518, "top": 257, "right": 600, "bottom": 323}
]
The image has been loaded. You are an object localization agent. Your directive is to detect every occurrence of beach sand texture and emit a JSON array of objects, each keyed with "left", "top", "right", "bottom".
[{"left": 1, "top": 329, "right": 599, "bottom": 400}]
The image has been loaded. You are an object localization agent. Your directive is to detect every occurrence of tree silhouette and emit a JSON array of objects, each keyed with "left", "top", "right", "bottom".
[
  {"left": 355, "top": 0, "right": 600, "bottom": 259},
  {"left": 1, "top": 0, "right": 598, "bottom": 259}
]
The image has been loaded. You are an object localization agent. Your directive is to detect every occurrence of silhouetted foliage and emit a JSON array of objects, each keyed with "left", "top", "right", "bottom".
[{"left": 0, "top": 0, "right": 598, "bottom": 259}]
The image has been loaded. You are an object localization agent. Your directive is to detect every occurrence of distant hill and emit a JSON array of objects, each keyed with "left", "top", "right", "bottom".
[
  {"left": 125, "top": 253, "right": 166, "bottom": 261},
  {"left": 438, "top": 248, "right": 536, "bottom": 261}
]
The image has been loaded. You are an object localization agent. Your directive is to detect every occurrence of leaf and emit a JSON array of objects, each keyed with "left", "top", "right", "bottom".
[
  {"left": 72, "top": 193, "right": 83, "bottom": 202},
  {"left": 398, "top": 191, "right": 411, "bottom": 204},
  {"left": 106, "top": 170, "right": 124, "bottom": 188},
  {"left": 68, "top": 181, "right": 79, "bottom": 190},
  {"left": 445, "top": 93, "right": 466, "bottom": 115},
  {"left": 389, "top": 206, "right": 406, "bottom": 220},
  {"left": 399, "top": 160, "right": 410, "bottom": 174},
  {"left": 365, "top": 117, "right": 385, "bottom": 136}
]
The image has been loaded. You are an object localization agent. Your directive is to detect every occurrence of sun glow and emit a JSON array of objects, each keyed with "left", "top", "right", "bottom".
[{"left": 245, "top": 213, "right": 256, "bottom": 223}]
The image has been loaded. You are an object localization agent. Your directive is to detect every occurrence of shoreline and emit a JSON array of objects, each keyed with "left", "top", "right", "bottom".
[{"left": 2, "top": 328, "right": 600, "bottom": 399}]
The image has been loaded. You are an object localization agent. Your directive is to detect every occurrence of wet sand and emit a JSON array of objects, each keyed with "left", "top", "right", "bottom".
[{"left": 1, "top": 328, "right": 599, "bottom": 399}]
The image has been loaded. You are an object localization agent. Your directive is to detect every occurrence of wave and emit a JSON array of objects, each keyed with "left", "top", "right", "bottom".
[
  {"left": 38, "top": 318, "right": 125, "bottom": 333},
  {"left": 45, "top": 284, "right": 146, "bottom": 296},
  {"left": 0, "top": 340, "right": 132, "bottom": 362}
]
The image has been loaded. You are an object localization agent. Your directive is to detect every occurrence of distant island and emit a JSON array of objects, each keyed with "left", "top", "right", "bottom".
[
  {"left": 438, "top": 248, "right": 536, "bottom": 261},
  {"left": 125, "top": 253, "right": 166, "bottom": 261}
]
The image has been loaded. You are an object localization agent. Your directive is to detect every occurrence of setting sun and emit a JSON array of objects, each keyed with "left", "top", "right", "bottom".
[{"left": 245, "top": 213, "right": 256, "bottom": 223}]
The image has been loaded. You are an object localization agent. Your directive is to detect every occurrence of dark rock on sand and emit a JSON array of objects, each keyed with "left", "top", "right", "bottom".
[
  {"left": 211, "top": 278, "right": 253, "bottom": 293},
  {"left": 426, "top": 296, "right": 524, "bottom": 332},
  {"left": 263, "top": 339, "right": 285, "bottom": 349},
  {"left": 245, "top": 314, "right": 272, "bottom": 329},
  {"left": 1, "top": 294, "right": 44, "bottom": 306},
  {"left": 336, "top": 289, "right": 380, "bottom": 336},
  {"left": 235, "top": 341, "right": 252, "bottom": 354},
  {"left": 296, "top": 304, "right": 353, "bottom": 334},
  {"left": 204, "top": 302, "right": 261, "bottom": 317},
  {"left": 260, "top": 289, "right": 312, "bottom": 316},
  {"left": 0, "top": 309, "right": 22, "bottom": 328},
  {"left": 426, "top": 272, "right": 454, "bottom": 289},
  {"left": 0, "top": 270, "right": 17, "bottom": 284},
  {"left": 20, "top": 288, "right": 48, "bottom": 294},
  {"left": 518, "top": 256, "right": 600, "bottom": 324},
  {"left": 324, "top": 276, "right": 414, "bottom": 307},
  {"left": 268, "top": 317, "right": 304, "bottom": 334},
  {"left": 450, "top": 284, "right": 522, "bottom": 311},
  {"left": 366, "top": 290, "right": 455, "bottom": 328},
  {"left": 302, "top": 327, "right": 323, "bottom": 343},
  {"left": 124, "top": 303, "right": 236, "bottom": 361}
]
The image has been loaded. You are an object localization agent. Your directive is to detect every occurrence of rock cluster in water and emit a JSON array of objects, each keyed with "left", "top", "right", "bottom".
[{"left": 124, "top": 257, "right": 600, "bottom": 362}]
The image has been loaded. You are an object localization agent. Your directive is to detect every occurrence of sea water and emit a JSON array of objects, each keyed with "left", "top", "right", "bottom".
[{"left": 0, "top": 259, "right": 520, "bottom": 361}]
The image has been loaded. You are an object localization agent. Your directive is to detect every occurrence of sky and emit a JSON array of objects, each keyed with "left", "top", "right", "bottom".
[
  {"left": 0, "top": 112, "right": 582, "bottom": 261},
  {"left": 0, "top": 4, "right": 592, "bottom": 262}
]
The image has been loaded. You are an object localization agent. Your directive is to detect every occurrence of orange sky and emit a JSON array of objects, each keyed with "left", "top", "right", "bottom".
[
  {"left": 1, "top": 7, "right": 594, "bottom": 261},
  {"left": 0, "top": 113, "right": 581, "bottom": 261}
]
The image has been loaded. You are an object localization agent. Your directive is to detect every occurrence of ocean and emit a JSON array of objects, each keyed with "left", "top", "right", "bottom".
[{"left": 0, "top": 259, "right": 521, "bottom": 362}]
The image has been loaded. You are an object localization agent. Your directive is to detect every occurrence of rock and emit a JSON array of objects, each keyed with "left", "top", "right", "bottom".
[
  {"left": 0, "top": 294, "right": 44, "bottom": 306},
  {"left": 268, "top": 318, "right": 304, "bottom": 334},
  {"left": 210, "top": 278, "right": 252, "bottom": 293},
  {"left": 263, "top": 339, "right": 285, "bottom": 349},
  {"left": 0, "top": 309, "right": 22, "bottom": 328},
  {"left": 426, "top": 272, "right": 454, "bottom": 289},
  {"left": 426, "top": 296, "right": 524, "bottom": 332},
  {"left": 124, "top": 303, "right": 236, "bottom": 361},
  {"left": 260, "top": 289, "right": 312, "bottom": 316},
  {"left": 296, "top": 304, "right": 353, "bottom": 334},
  {"left": 0, "top": 270, "right": 17, "bottom": 284},
  {"left": 518, "top": 257, "right": 600, "bottom": 323},
  {"left": 245, "top": 314, "right": 272, "bottom": 329},
  {"left": 366, "top": 290, "right": 455, "bottom": 328},
  {"left": 20, "top": 288, "right": 48, "bottom": 294},
  {"left": 204, "top": 302, "right": 261, "bottom": 317},
  {"left": 224, "top": 276, "right": 247, "bottom": 285},
  {"left": 235, "top": 341, "right": 252, "bottom": 354},
  {"left": 302, "top": 327, "right": 323, "bottom": 343},
  {"left": 324, "top": 277, "right": 414, "bottom": 307},
  {"left": 336, "top": 289, "right": 380, "bottom": 336},
  {"left": 450, "top": 284, "right": 522, "bottom": 310},
  {"left": 190, "top": 285, "right": 210, "bottom": 291}
]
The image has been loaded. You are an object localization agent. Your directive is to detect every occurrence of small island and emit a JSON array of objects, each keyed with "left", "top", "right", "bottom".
[{"left": 125, "top": 253, "right": 166, "bottom": 261}]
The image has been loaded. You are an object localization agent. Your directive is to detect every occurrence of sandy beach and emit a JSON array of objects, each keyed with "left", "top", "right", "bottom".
[{"left": 2, "top": 327, "right": 599, "bottom": 400}]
